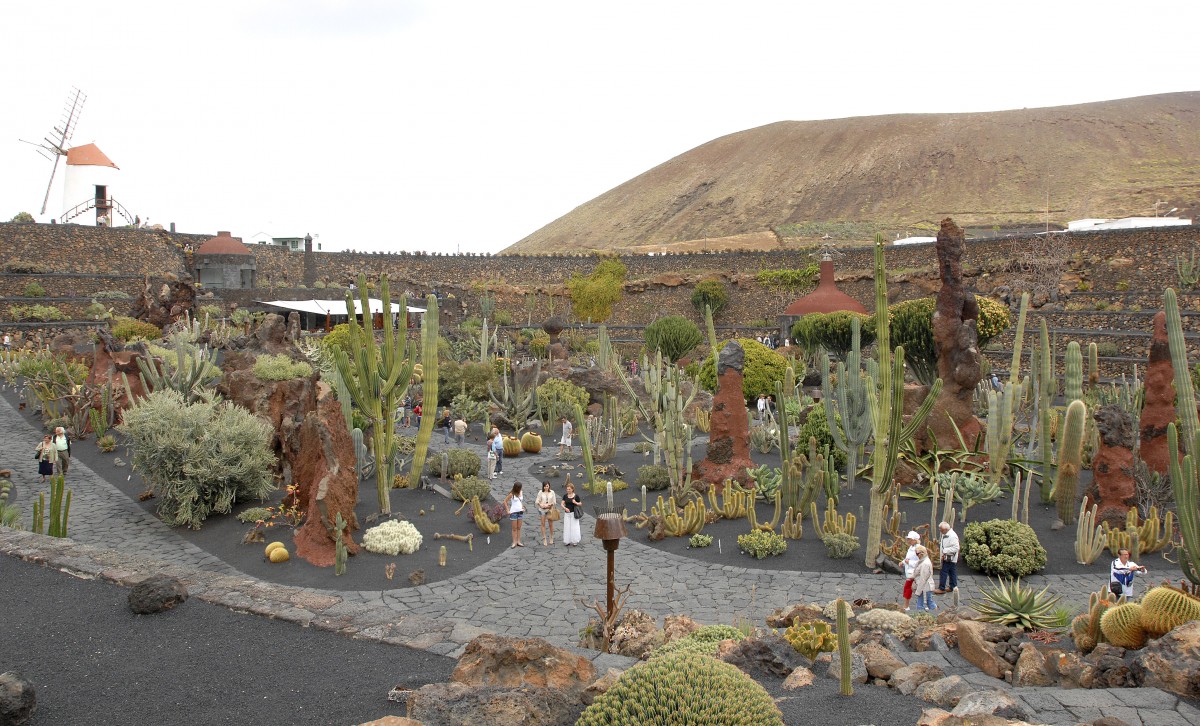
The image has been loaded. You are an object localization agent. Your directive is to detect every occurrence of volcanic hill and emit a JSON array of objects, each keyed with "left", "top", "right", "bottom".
[{"left": 503, "top": 92, "right": 1200, "bottom": 254}]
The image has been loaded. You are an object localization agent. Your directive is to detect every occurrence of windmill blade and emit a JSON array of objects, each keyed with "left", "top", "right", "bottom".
[{"left": 40, "top": 155, "right": 62, "bottom": 215}]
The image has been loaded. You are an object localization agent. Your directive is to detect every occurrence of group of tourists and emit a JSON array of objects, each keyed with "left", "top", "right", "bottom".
[
  {"left": 33, "top": 427, "right": 72, "bottom": 483},
  {"left": 501, "top": 480, "right": 584, "bottom": 548},
  {"left": 755, "top": 334, "right": 789, "bottom": 350}
]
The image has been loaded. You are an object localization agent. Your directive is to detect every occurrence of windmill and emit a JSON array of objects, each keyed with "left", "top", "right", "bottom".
[{"left": 21, "top": 88, "right": 86, "bottom": 215}]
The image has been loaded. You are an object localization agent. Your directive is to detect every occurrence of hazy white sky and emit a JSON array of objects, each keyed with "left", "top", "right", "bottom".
[{"left": 2, "top": 0, "right": 1197, "bottom": 253}]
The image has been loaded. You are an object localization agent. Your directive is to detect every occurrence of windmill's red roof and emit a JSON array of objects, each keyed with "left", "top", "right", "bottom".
[
  {"left": 65, "top": 143, "right": 118, "bottom": 169},
  {"left": 197, "top": 231, "right": 251, "bottom": 255},
  {"left": 783, "top": 260, "right": 868, "bottom": 316}
]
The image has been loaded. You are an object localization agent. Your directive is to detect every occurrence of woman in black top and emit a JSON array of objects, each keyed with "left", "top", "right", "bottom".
[{"left": 561, "top": 481, "right": 583, "bottom": 546}]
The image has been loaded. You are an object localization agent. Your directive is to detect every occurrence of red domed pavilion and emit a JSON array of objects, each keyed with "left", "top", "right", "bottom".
[{"left": 777, "top": 254, "right": 867, "bottom": 339}]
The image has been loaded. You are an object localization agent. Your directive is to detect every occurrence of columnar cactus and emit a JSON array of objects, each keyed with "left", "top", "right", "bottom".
[
  {"left": 1065, "top": 341, "right": 1084, "bottom": 404},
  {"left": 407, "top": 294, "right": 440, "bottom": 490},
  {"left": 986, "top": 294, "right": 1029, "bottom": 491},
  {"left": 864, "top": 239, "right": 944, "bottom": 568},
  {"left": 1055, "top": 399, "right": 1087, "bottom": 525},
  {"left": 1075, "top": 501, "right": 1106, "bottom": 564},
  {"left": 836, "top": 598, "right": 853, "bottom": 696},
  {"left": 1164, "top": 288, "right": 1200, "bottom": 585},
  {"left": 1088, "top": 341, "right": 1099, "bottom": 389},
  {"left": 822, "top": 316, "right": 872, "bottom": 491},
  {"left": 1036, "top": 320, "right": 1058, "bottom": 503},
  {"left": 332, "top": 275, "right": 419, "bottom": 512}
]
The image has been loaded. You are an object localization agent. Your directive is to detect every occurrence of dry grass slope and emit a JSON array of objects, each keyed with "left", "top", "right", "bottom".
[{"left": 504, "top": 92, "right": 1200, "bottom": 254}]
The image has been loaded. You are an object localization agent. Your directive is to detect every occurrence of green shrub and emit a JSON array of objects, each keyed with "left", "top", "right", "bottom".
[
  {"left": 320, "top": 323, "right": 352, "bottom": 356},
  {"left": 737, "top": 529, "right": 788, "bottom": 559},
  {"left": 83, "top": 300, "right": 110, "bottom": 320},
  {"left": 96, "top": 434, "right": 117, "bottom": 452},
  {"left": 689, "top": 533, "right": 713, "bottom": 548},
  {"left": 16, "top": 351, "right": 87, "bottom": 387},
  {"left": 756, "top": 265, "right": 820, "bottom": 290},
  {"left": 492, "top": 310, "right": 514, "bottom": 326},
  {"left": 8, "top": 212, "right": 35, "bottom": 223},
  {"left": 963, "top": 519, "right": 1047, "bottom": 578},
  {"left": 427, "top": 447, "right": 482, "bottom": 478},
  {"left": 823, "top": 532, "right": 859, "bottom": 558},
  {"left": 794, "top": 404, "right": 847, "bottom": 471},
  {"left": 117, "top": 389, "right": 276, "bottom": 529},
  {"left": 1096, "top": 341, "right": 1120, "bottom": 357},
  {"left": 10, "top": 304, "right": 67, "bottom": 322},
  {"left": 529, "top": 331, "right": 551, "bottom": 358},
  {"left": 252, "top": 354, "right": 313, "bottom": 381},
  {"left": 112, "top": 316, "right": 162, "bottom": 342},
  {"left": 450, "top": 476, "right": 491, "bottom": 502},
  {"left": 791, "top": 311, "right": 875, "bottom": 356},
  {"left": 536, "top": 378, "right": 590, "bottom": 423},
  {"left": 568, "top": 256, "right": 626, "bottom": 323},
  {"left": 4, "top": 262, "right": 47, "bottom": 274},
  {"left": 22, "top": 281, "right": 46, "bottom": 297},
  {"left": 691, "top": 280, "right": 730, "bottom": 317},
  {"left": 313, "top": 280, "right": 327, "bottom": 289},
  {"left": 237, "top": 506, "right": 273, "bottom": 523},
  {"left": 439, "top": 360, "right": 497, "bottom": 402},
  {"left": 93, "top": 290, "right": 131, "bottom": 300},
  {"left": 197, "top": 304, "right": 222, "bottom": 320},
  {"left": 578, "top": 651, "right": 783, "bottom": 726},
  {"left": 644, "top": 315, "right": 703, "bottom": 363},
  {"left": 697, "top": 338, "right": 788, "bottom": 403},
  {"left": 888, "top": 296, "right": 1011, "bottom": 384},
  {"left": 636, "top": 464, "right": 670, "bottom": 491}
]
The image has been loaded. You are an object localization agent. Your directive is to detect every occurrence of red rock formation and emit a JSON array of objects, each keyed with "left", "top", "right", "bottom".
[
  {"left": 927, "top": 218, "right": 984, "bottom": 448},
  {"left": 292, "top": 390, "right": 360, "bottom": 566},
  {"left": 130, "top": 274, "right": 196, "bottom": 328},
  {"left": 1088, "top": 405, "right": 1138, "bottom": 528},
  {"left": 87, "top": 329, "right": 151, "bottom": 415},
  {"left": 693, "top": 341, "right": 753, "bottom": 488},
  {"left": 1140, "top": 311, "right": 1174, "bottom": 475}
]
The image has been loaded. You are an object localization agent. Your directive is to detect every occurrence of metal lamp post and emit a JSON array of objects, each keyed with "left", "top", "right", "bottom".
[{"left": 593, "top": 482, "right": 628, "bottom": 620}]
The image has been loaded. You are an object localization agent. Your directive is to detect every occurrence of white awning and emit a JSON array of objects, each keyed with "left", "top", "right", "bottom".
[{"left": 258, "top": 299, "right": 426, "bottom": 316}]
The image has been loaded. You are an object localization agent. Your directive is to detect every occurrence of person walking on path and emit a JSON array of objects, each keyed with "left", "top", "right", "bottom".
[
  {"left": 3, "top": 332, "right": 11, "bottom": 354},
  {"left": 485, "top": 434, "right": 498, "bottom": 479},
  {"left": 1110, "top": 548, "right": 1148, "bottom": 599},
  {"left": 902, "top": 531, "right": 920, "bottom": 611},
  {"left": 935, "top": 521, "right": 960, "bottom": 595},
  {"left": 412, "top": 400, "right": 423, "bottom": 430},
  {"left": 536, "top": 481, "right": 559, "bottom": 546},
  {"left": 503, "top": 482, "right": 526, "bottom": 548},
  {"left": 439, "top": 408, "right": 452, "bottom": 444},
  {"left": 912, "top": 546, "right": 937, "bottom": 611},
  {"left": 491, "top": 431, "right": 504, "bottom": 475},
  {"left": 561, "top": 481, "right": 582, "bottom": 546},
  {"left": 452, "top": 415, "right": 468, "bottom": 445},
  {"left": 35, "top": 434, "right": 57, "bottom": 483},
  {"left": 52, "top": 426, "right": 71, "bottom": 477},
  {"left": 756, "top": 394, "right": 767, "bottom": 422},
  {"left": 558, "top": 416, "right": 574, "bottom": 457}
]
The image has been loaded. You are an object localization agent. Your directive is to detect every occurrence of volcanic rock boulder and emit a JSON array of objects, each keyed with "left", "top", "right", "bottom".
[
  {"left": 128, "top": 574, "right": 189, "bottom": 614},
  {"left": 1088, "top": 405, "right": 1138, "bottom": 527},
  {"left": 0, "top": 671, "right": 36, "bottom": 726},
  {"left": 87, "top": 329, "right": 152, "bottom": 413},
  {"left": 1140, "top": 311, "right": 1175, "bottom": 475},
  {"left": 292, "top": 389, "right": 361, "bottom": 566},
  {"left": 693, "top": 341, "right": 754, "bottom": 487},
  {"left": 926, "top": 218, "right": 984, "bottom": 448},
  {"left": 406, "top": 682, "right": 583, "bottom": 726},
  {"left": 1132, "top": 620, "right": 1200, "bottom": 697},
  {"left": 130, "top": 274, "right": 195, "bottom": 329},
  {"left": 450, "top": 634, "right": 597, "bottom": 693}
]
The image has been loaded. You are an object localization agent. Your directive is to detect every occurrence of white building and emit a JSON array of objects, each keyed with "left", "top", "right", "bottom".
[
  {"left": 1067, "top": 217, "right": 1192, "bottom": 232},
  {"left": 250, "top": 232, "right": 337, "bottom": 252},
  {"left": 61, "top": 143, "right": 125, "bottom": 226},
  {"left": 893, "top": 236, "right": 937, "bottom": 246}
]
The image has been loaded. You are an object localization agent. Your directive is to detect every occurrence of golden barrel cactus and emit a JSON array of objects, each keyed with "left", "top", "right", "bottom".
[
  {"left": 520, "top": 431, "right": 542, "bottom": 454},
  {"left": 1100, "top": 602, "right": 1147, "bottom": 649},
  {"left": 1139, "top": 585, "right": 1200, "bottom": 637}
]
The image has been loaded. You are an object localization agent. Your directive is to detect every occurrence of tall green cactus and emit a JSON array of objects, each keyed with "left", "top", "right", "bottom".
[
  {"left": 31, "top": 475, "right": 71, "bottom": 538},
  {"left": 408, "top": 294, "right": 440, "bottom": 489},
  {"left": 1065, "top": 341, "right": 1084, "bottom": 404},
  {"left": 864, "top": 239, "right": 944, "bottom": 568},
  {"left": 1087, "top": 342, "right": 1099, "bottom": 389},
  {"left": 1164, "top": 288, "right": 1200, "bottom": 584},
  {"left": 704, "top": 304, "right": 720, "bottom": 357},
  {"left": 822, "top": 316, "right": 872, "bottom": 491},
  {"left": 1055, "top": 399, "right": 1087, "bottom": 525},
  {"left": 776, "top": 376, "right": 797, "bottom": 510},
  {"left": 617, "top": 350, "right": 696, "bottom": 498},
  {"left": 1037, "top": 319, "right": 1057, "bottom": 503},
  {"left": 836, "top": 598, "right": 853, "bottom": 696},
  {"left": 987, "top": 293, "right": 1030, "bottom": 492},
  {"left": 331, "top": 275, "right": 418, "bottom": 512},
  {"left": 137, "top": 344, "right": 220, "bottom": 403}
]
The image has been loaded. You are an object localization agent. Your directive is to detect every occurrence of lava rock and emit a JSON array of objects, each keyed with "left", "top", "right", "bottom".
[
  {"left": 127, "top": 574, "right": 189, "bottom": 614},
  {"left": 0, "top": 672, "right": 36, "bottom": 726}
]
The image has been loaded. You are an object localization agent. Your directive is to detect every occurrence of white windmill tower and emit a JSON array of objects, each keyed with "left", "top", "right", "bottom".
[{"left": 22, "top": 88, "right": 133, "bottom": 226}]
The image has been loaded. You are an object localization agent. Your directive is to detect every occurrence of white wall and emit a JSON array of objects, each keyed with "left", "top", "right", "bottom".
[{"left": 62, "top": 164, "right": 119, "bottom": 222}]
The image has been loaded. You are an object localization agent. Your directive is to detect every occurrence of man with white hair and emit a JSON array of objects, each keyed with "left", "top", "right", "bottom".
[
  {"left": 902, "top": 531, "right": 921, "bottom": 611},
  {"left": 52, "top": 426, "right": 71, "bottom": 476},
  {"left": 934, "top": 521, "right": 960, "bottom": 595}
]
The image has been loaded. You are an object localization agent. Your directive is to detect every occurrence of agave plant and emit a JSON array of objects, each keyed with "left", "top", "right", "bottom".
[{"left": 972, "top": 578, "right": 1061, "bottom": 631}]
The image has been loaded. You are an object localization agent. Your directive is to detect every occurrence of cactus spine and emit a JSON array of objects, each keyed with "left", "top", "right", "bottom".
[
  {"left": 822, "top": 315, "right": 871, "bottom": 491},
  {"left": 836, "top": 598, "right": 853, "bottom": 696},
  {"left": 864, "top": 239, "right": 944, "bottom": 567},
  {"left": 1055, "top": 399, "right": 1087, "bottom": 525},
  {"left": 1164, "top": 288, "right": 1200, "bottom": 585},
  {"left": 332, "top": 275, "right": 419, "bottom": 512}
]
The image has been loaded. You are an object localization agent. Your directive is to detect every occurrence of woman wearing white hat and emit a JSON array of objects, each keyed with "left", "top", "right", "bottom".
[{"left": 902, "top": 531, "right": 921, "bottom": 611}]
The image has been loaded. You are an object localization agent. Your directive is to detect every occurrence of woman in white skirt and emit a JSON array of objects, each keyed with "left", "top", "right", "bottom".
[{"left": 561, "top": 481, "right": 583, "bottom": 546}]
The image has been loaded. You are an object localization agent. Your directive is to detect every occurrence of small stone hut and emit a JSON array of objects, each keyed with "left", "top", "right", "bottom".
[{"left": 193, "top": 231, "right": 256, "bottom": 289}]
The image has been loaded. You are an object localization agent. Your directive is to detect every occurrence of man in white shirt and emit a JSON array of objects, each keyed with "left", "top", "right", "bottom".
[
  {"left": 902, "top": 531, "right": 921, "bottom": 611},
  {"left": 558, "top": 416, "right": 574, "bottom": 456},
  {"left": 935, "top": 522, "right": 960, "bottom": 595},
  {"left": 1110, "top": 549, "right": 1147, "bottom": 599},
  {"left": 53, "top": 426, "right": 71, "bottom": 476},
  {"left": 756, "top": 394, "right": 768, "bottom": 422}
]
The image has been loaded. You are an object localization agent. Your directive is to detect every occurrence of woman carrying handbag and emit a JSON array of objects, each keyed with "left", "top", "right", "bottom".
[
  {"left": 561, "top": 480, "right": 583, "bottom": 547},
  {"left": 536, "top": 481, "right": 559, "bottom": 546}
]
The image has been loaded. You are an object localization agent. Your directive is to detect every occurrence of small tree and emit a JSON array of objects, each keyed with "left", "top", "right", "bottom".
[
  {"left": 8, "top": 211, "right": 35, "bottom": 223},
  {"left": 690, "top": 280, "right": 729, "bottom": 317},
  {"left": 644, "top": 315, "right": 703, "bottom": 363},
  {"left": 568, "top": 256, "right": 626, "bottom": 323},
  {"left": 791, "top": 312, "right": 875, "bottom": 357}
]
